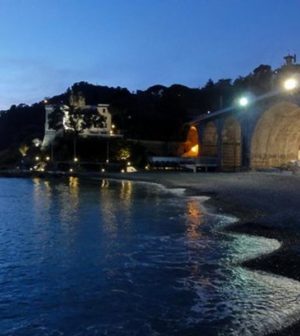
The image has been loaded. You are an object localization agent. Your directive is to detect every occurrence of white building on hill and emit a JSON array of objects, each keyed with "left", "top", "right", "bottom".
[{"left": 42, "top": 103, "right": 118, "bottom": 149}]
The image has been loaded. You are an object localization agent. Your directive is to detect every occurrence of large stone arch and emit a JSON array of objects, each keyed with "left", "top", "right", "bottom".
[
  {"left": 222, "top": 117, "right": 241, "bottom": 169},
  {"left": 202, "top": 121, "right": 218, "bottom": 156},
  {"left": 251, "top": 102, "right": 300, "bottom": 169}
]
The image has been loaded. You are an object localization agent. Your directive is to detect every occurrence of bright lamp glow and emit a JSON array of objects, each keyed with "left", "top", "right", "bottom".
[
  {"left": 239, "top": 97, "right": 249, "bottom": 107},
  {"left": 191, "top": 144, "right": 199, "bottom": 153},
  {"left": 284, "top": 78, "right": 298, "bottom": 91}
]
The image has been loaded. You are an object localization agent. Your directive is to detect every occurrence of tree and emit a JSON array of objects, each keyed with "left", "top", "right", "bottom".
[
  {"left": 0, "top": 103, "right": 44, "bottom": 153},
  {"left": 252, "top": 64, "right": 273, "bottom": 93},
  {"left": 47, "top": 105, "right": 64, "bottom": 131},
  {"left": 64, "top": 106, "right": 107, "bottom": 159},
  {"left": 47, "top": 105, "right": 107, "bottom": 160},
  {"left": 47, "top": 105, "right": 65, "bottom": 160},
  {"left": 19, "top": 143, "right": 29, "bottom": 157}
]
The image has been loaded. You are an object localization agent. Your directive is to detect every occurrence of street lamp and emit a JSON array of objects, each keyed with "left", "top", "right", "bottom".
[
  {"left": 32, "top": 138, "right": 42, "bottom": 148},
  {"left": 106, "top": 139, "right": 110, "bottom": 163},
  {"left": 237, "top": 95, "right": 251, "bottom": 168},
  {"left": 283, "top": 77, "right": 298, "bottom": 91},
  {"left": 239, "top": 97, "right": 249, "bottom": 107}
]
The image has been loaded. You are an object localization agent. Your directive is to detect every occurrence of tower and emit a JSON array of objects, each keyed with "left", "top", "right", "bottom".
[{"left": 284, "top": 54, "right": 297, "bottom": 66}]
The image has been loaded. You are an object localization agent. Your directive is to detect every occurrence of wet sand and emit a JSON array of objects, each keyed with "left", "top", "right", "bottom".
[{"left": 100, "top": 171, "right": 300, "bottom": 335}]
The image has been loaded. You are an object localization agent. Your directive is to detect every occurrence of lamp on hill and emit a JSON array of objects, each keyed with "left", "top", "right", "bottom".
[{"left": 283, "top": 77, "right": 298, "bottom": 91}]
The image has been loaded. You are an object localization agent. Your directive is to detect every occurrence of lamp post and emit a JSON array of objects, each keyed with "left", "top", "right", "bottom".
[
  {"left": 238, "top": 96, "right": 249, "bottom": 107},
  {"left": 106, "top": 140, "right": 110, "bottom": 163},
  {"left": 283, "top": 77, "right": 298, "bottom": 91},
  {"left": 238, "top": 96, "right": 251, "bottom": 169},
  {"left": 50, "top": 142, "right": 54, "bottom": 161}
]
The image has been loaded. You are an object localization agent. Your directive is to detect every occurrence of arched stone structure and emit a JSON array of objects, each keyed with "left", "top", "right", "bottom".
[
  {"left": 251, "top": 102, "right": 300, "bottom": 168},
  {"left": 202, "top": 121, "right": 218, "bottom": 156},
  {"left": 222, "top": 117, "right": 241, "bottom": 169}
]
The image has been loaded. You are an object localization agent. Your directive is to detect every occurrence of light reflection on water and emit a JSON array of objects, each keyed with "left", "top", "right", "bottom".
[
  {"left": 0, "top": 177, "right": 299, "bottom": 336},
  {"left": 185, "top": 198, "right": 203, "bottom": 240}
]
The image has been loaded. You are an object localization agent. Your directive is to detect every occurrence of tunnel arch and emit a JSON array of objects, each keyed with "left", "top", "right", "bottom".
[
  {"left": 222, "top": 117, "right": 241, "bottom": 169},
  {"left": 202, "top": 121, "right": 218, "bottom": 156},
  {"left": 181, "top": 125, "right": 199, "bottom": 157},
  {"left": 251, "top": 102, "right": 300, "bottom": 169}
]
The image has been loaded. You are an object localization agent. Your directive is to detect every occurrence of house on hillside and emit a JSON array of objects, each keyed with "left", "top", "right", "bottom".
[{"left": 41, "top": 103, "right": 122, "bottom": 149}]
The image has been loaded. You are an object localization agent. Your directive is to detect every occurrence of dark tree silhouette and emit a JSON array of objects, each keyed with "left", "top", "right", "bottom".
[{"left": 64, "top": 106, "right": 107, "bottom": 158}]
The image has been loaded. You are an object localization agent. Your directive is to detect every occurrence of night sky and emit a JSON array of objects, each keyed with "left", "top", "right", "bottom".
[{"left": 0, "top": 0, "right": 299, "bottom": 109}]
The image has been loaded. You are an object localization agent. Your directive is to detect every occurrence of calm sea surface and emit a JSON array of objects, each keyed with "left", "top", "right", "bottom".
[{"left": 0, "top": 177, "right": 300, "bottom": 336}]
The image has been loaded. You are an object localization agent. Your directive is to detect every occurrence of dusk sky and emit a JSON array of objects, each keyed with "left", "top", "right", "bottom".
[{"left": 0, "top": 0, "right": 299, "bottom": 109}]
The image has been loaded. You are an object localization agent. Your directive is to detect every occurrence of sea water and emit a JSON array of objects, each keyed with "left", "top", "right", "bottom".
[{"left": 0, "top": 177, "right": 299, "bottom": 336}]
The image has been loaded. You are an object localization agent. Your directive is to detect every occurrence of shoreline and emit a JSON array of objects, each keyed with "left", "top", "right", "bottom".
[
  {"left": 2, "top": 170, "right": 300, "bottom": 335},
  {"left": 2, "top": 171, "right": 300, "bottom": 258},
  {"left": 99, "top": 171, "right": 300, "bottom": 336}
]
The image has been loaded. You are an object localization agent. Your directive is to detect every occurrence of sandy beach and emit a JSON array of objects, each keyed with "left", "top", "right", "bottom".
[{"left": 99, "top": 171, "right": 300, "bottom": 335}]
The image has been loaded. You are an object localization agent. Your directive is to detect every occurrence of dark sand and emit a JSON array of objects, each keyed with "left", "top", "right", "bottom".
[{"left": 100, "top": 171, "right": 300, "bottom": 336}]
